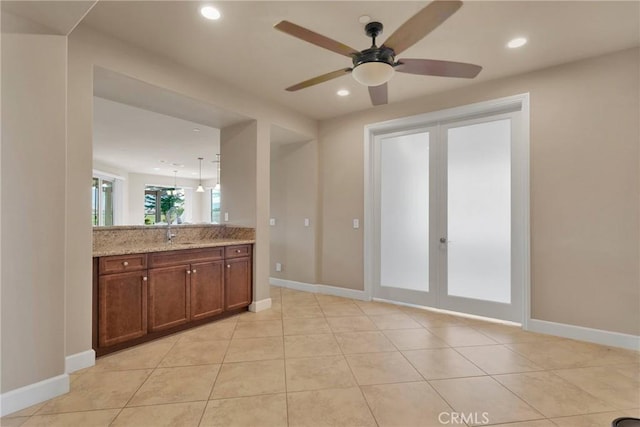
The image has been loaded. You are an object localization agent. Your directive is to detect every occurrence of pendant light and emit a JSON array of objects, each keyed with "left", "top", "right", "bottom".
[
  {"left": 169, "top": 170, "right": 178, "bottom": 195},
  {"left": 214, "top": 154, "right": 221, "bottom": 190},
  {"left": 196, "top": 157, "right": 205, "bottom": 192}
]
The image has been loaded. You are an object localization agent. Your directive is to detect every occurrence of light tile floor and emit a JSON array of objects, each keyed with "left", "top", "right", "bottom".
[{"left": 2, "top": 286, "right": 639, "bottom": 427}]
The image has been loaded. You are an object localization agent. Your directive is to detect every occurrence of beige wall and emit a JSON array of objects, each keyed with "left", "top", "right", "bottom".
[
  {"left": 220, "top": 121, "right": 257, "bottom": 228},
  {"left": 318, "top": 47, "right": 640, "bottom": 335},
  {"left": 1, "top": 34, "right": 67, "bottom": 392},
  {"left": 66, "top": 25, "right": 317, "bottom": 355},
  {"left": 270, "top": 140, "right": 318, "bottom": 284}
]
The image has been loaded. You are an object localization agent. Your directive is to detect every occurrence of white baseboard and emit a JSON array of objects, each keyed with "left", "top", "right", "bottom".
[
  {"left": 527, "top": 319, "right": 640, "bottom": 351},
  {"left": 65, "top": 349, "right": 95, "bottom": 374},
  {"left": 0, "top": 374, "right": 69, "bottom": 417},
  {"left": 249, "top": 298, "right": 272, "bottom": 312},
  {"left": 372, "top": 297, "right": 521, "bottom": 327},
  {"left": 269, "top": 278, "right": 370, "bottom": 301}
]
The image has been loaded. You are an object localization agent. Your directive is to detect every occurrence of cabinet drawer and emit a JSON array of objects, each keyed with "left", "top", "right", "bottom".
[
  {"left": 225, "top": 245, "right": 252, "bottom": 259},
  {"left": 99, "top": 254, "right": 147, "bottom": 275},
  {"left": 149, "top": 247, "right": 224, "bottom": 268}
]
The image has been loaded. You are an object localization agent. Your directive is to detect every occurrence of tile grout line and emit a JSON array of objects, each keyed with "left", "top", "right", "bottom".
[{"left": 326, "top": 298, "right": 382, "bottom": 427}]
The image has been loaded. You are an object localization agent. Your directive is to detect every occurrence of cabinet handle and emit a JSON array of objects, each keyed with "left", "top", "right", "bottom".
[
  {"left": 227, "top": 264, "right": 231, "bottom": 268},
  {"left": 123, "top": 261, "right": 129, "bottom": 266},
  {"left": 143, "top": 276, "right": 147, "bottom": 281},
  {"left": 186, "top": 270, "right": 191, "bottom": 275},
  {"left": 192, "top": 269, "right": 197, "bottom": 273}
]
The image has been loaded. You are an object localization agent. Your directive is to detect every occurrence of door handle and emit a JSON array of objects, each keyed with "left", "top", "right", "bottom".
[{"left": 440, "top": 237, "right": 447, "bottom": 243}]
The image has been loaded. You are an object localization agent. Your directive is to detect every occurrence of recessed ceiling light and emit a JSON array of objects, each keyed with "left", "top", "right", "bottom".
[
  {"left": 200, "top": 6, "right": 221, "bottom": 20},
  {"left": 193, "top": 128, "right": 201, "bottom": 132},
  {"left": 337, "top": 89, "right": 350, "bottom": 97},
  {"left": 153, "top": 167, "right": 160, "bottom": 171},
  {"left": 358, "top": 15, "right": 371, "bottom": 24},
  {"left": 507, "top": 37, "right": 527, "bottom": 49}
]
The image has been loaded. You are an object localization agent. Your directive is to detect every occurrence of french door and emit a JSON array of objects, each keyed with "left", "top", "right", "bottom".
[{"left": 367, "top": 96, "right": 529, "bottom": 322}]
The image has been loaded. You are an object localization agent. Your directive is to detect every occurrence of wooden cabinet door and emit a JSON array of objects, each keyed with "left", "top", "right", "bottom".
[
  {"left": 148, "top": 265, "right": 190, "bottom": 332},
  {"left": 190, "top": 260, "right": 224, "bottom": 321},
  {"left": 98, "top": 271, "right": 147, "bottom": 347},
  {"left": 225, "top": 257, "right": 252, "bottom": 310}
]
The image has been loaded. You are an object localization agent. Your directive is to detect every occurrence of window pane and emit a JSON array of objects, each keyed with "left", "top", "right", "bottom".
[
  {"left": 211, "top": 189, "right": 221, "bottom": 224},
  {"left": 145, "top": 186, "right": 185, "bottom": 224},
  {"left": 447, "top": 119, "right": 511, "bottom": 303},
  {"left": 380, "top": 132, "right": 430, "bottom": 291},
  {"left": 92, "top": 178, "right": 99, "bottom": 226},
  {"left": 144, "top": 190, "right": 158, "bottom": 225},
  {"left": 101, "top": 180, "right": 114, "bottom": 226}
]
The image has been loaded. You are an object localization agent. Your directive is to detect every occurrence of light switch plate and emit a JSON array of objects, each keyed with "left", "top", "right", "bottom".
[
  {"left": 304, "top": 218, "right": 310, "bottom": 227},
  {"left": 275, "top": 262, "right": 282, "bottom": 272},
  {"left": 224, "top": 212, "right": 229, "bottom": 222},
  {"left": 270, "top": 218, "right": 276, "bottom": 226},
  {"left": 353, "top": 219, "right": 360, "bottom": 229}
]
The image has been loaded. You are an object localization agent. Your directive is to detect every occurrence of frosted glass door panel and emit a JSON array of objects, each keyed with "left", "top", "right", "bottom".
[
  {"left": 447, "top": 120, "right": 511, "bottom": 303},
  {"left": 380, "top": 132, "right": 429, "bottom": 291}
]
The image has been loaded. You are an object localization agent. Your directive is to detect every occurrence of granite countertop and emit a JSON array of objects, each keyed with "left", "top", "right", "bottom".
[{"left": 93, "top": 238, "right": 255, "bottom": 257}]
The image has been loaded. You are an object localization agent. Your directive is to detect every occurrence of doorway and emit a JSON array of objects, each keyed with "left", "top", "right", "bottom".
[{"left": 364, "top": 94, "right": 530, "bottom": 323}]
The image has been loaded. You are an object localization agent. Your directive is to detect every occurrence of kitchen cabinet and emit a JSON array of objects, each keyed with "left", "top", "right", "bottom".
[
  {"left": 148, "top": 265, "right": 190, "bottom": 332},
  {"left": 225, "top": 256, "right": 252, "bottom": 310},
  {"left": 94, "top": 244, "right": 251, "bottom": 355},
  {"left": 191, "top": 260, "right": 225, "bottom": 320},
  {"left": 97, "top": 256, "right": 148, "bottom": 347}
]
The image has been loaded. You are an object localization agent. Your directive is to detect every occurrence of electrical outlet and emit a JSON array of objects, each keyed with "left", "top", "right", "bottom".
[
  {"left": 224, "top": 212, "right": 229, "bottom": 222},
  {"left": 270, "top": 218, "right": 276, "bottom": 226},
  {"left": 304, "top": 218, "right": 310, "bottom": 227},
  {"left": 275, "top": 262, "right": 282, "bottom": 272},
  {"left": 353, "top": 218, "right": 360, "bottom": 229}
]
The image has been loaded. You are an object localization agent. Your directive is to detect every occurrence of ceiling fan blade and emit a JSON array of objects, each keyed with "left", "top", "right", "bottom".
[
  {"left": 368, "top": 83, "right": 388, "bottom": 106},
  {"left": 275, "top": 21, "right": 359, "bottom": 58},
  {"left": 286, "top": 68, "right": 352, "bottom": 92},
  {"left": 382, "top": 1, "right": 462, "bottom": 55},
  {"left": 395, "top": 58, "right": 482, "bottom": 78}
]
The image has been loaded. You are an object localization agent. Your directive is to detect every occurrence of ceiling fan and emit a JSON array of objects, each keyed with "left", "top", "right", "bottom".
[{"left": 274, "top": 0, "right": 482, "bottom": 106}]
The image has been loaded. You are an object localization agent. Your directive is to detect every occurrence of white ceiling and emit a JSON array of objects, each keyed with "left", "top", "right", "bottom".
[
  {"left": 9, "top": 0, "right": 637, "bottom": 174},
  {"left": 78, "top": 1, "right": 639, "bottom": 120},
  {"left": 94, "top": 67, "right": 249, "bottom": 130},
  {"left": 93, "top": 97, "right": 221, "bottom": 179},
  {"left": 1, "top": 0, "right": 96, "bottom": 35}
]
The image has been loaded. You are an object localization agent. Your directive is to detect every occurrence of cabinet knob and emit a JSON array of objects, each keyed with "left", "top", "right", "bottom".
[
  {"left": 186, "top": 270, "right": 191, "bottom": 275},
  {"left": 123, "top": 261, "right": 129, "bottom": 266},
  {"left": 143, "top": 276, "right": 147, "bottom": 281},
  {"left": 192, "top": 269, "right": 197, "bottom": 273},
  {"left": 236, "top": 249, "right": 241, "bottom": 253},
  {"left": 227, "top": 264, "right": 231, "bottom": 268}
]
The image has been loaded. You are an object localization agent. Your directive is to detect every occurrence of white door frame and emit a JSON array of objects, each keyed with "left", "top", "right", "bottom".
[{"left": 363, "top": 93, "right": 531, "bottom": 325}]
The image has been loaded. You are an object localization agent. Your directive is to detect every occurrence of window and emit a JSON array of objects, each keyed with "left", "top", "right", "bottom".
[
  {"left": 144, "top": 186, "right": 185, "bottom": 225},
  {"left": 92, "top": 177, "right": 114, "bottom": 226},
  {"left": 211, "top": 188, "right": 221, "bottom": 223}
]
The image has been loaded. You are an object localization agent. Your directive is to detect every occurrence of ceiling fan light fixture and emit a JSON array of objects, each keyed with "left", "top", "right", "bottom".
[
  {"left": 200, "top": 6, "right": 221, "bottom": 20},
  {"left": 507, "top": 37, "right": 527, "bottom": 49},
  {"left": 352, "top": 61, "right": 395, "bottom": 87}
]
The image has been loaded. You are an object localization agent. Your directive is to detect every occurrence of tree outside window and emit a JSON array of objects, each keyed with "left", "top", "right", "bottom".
[{"left": 144, "top": 186, "right": 185, "bottom": 225}]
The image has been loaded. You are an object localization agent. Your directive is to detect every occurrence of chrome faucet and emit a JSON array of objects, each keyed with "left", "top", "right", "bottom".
[{"left": 166, "top": 207, "right": 177, "bottom": 243}]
